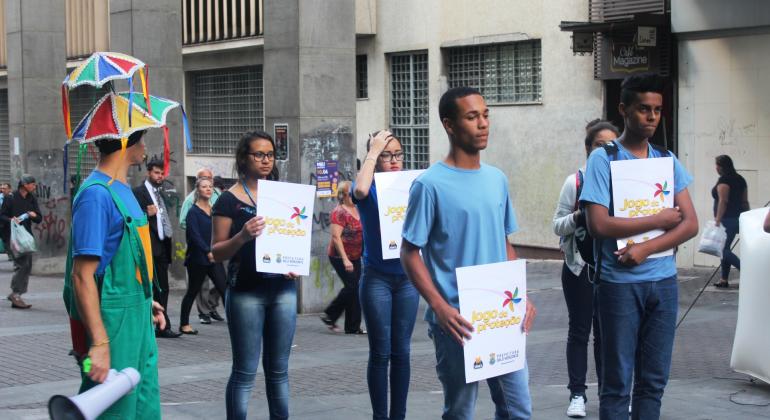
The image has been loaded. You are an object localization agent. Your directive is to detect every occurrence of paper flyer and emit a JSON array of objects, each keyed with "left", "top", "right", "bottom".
[
  {"left": 254, "top": 180, "right": 316, "bottom": 275},
  {"left": 457, "top": 259, "right": 527, "bottom": 383},
  {"left": 610, "top": 157, "right": 674, "bottom": 258},
  {"left": 315, "top": 160, "right": 338, "bottom": 198},
  {"left": 374, "top": 170, "right": 425, "bottom": 259}
]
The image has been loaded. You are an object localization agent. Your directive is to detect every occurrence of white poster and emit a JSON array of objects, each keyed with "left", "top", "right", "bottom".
[
  {"left": 254, "top": 180, "right": 316, "bottom": 276},
  {"left": 730, "top": 208, "right": 770, "bottom": 384},
  {"left": 457, "top": 260, "right": 527, "bottom": 383},
  {"left": 374, "top": 170, "right": 425, "bottom": 259},
  {"left": 610, "top": 157, "right": 674, "bottom": 258}
]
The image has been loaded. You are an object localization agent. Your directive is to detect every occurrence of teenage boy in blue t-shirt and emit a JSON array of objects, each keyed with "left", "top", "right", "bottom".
[
  {"left": 579, "top": 74, "right": 698, "bottom": 420},
  {"left": 401, "top": 87, "right": 537, "bottom": 419}
]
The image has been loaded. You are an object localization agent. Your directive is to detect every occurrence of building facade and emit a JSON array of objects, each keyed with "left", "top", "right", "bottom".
[
  {"left": 6, "top": 0, "right": 705, "bottom": 312},
  {"left": 672, "top": 0, "right": 770, "bottom": 267}
]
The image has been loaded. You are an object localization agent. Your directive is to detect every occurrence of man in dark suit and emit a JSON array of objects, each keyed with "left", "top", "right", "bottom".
[{"left": 133, "top": 159, "right": 181, "bottom": 338}]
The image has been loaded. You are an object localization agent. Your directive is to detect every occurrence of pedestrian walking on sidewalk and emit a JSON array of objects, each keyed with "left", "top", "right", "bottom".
[
  {"left": 211, "top": 131, "right": 300, "bottom": 420},
  {"left": 353, "top": 130, "right": 419, "bottom": 420},
  {"left": 580, "top": 74, "right": 699, "bottom": 419},
  {"left": 401, "top": 87, "right": 537, "bottom": 419},
  {"left": 1, "top": 175, "right": 42, "bottom": 309},
  {"left": 553, "top": 120, "right": 619, "bottom": 418},
  {"left": 711, "top": 154, "right": 748, "bottom": 288},
  {"left": 320, "top": 180, "right": 365, "bottom": 334}
]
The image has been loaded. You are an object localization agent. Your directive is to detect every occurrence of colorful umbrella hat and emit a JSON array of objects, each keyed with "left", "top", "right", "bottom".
[
  {"left": 70, "top": 92, "right": 173, "bottom": 143},
  {"left": 63, "top": 52, "right": 145, "bottom": 89},
  {"left": 61, "top": 52, "right": 150, "bottom": 140},
  {"left": 66, "top": 91, "right": 191, "bottom": 186}
]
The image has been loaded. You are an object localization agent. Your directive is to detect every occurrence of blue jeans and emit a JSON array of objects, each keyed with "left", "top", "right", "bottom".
[
  {"left": 596, "top": 276, "right": 678, "bottom": 420},
  {"left": 225, "top": 278, "right": 297, "bottom": 420},
  {"left": 720, "top": 217, "right": 740, "bottom": 279},
  {"left": 359, "top": 266, "right": 419, "bottom": 420},
  {"left": 429, "top": 324, "right": 532, "bottom": 420}
]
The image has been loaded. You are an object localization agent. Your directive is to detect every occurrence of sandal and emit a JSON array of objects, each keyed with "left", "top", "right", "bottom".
[
  {"left": 320, "top": 315, "right": 340, "bottom": 332},
  {"left": 714, "top": 281, "right": 729, "bottom": 289},
  {"left": 179, "top": 326, "right": 199, "bottom": 335}
]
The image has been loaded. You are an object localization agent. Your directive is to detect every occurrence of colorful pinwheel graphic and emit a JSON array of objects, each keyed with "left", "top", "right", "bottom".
[
  {"left": 291, "top": 207, "right": 308, "bottom": 225},
  {"left": 502, "top": 287, "right": 523, "bottom": 311},
  {"left": 654, "top": 181, "right": 670, "bottom": 203}
]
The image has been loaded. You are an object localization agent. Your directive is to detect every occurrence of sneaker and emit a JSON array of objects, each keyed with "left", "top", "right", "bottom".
[
  {"left": 209, "top": 310, "right": 225, "bottom": 322},
  {"left": 566, "top": 394, "right": 586, "bottom": 418},
  {"left": 198, "top": 313, "right": 212, "bottom": 324}
]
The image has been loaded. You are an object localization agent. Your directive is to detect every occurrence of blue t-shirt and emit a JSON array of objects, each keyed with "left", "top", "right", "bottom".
[
  {"left": 402, "top": 161, "right": 518, "bottom": 323},
  {"left": 353, "top": 181, "right": 405, "bottom": 274},
  {"left": 579, "top": 141, "right": 693, "bottom": 283},
  {"left": 71, "top": 170, "right": 145, "bottom": 275}
]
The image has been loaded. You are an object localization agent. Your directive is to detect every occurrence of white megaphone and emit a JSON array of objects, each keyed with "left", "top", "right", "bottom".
[{"left": 48, "top": 367, "right": 141, "bottom": 420}]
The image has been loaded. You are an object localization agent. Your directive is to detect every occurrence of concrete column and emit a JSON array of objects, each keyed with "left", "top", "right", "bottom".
[
  {"left": 5, "top": 0, "right": 68, "bottom": 271},
  {"left": 264, "top": 0, "right": 357, "bottom": 312},
  {"left": 110, "top": 0, "right": 186, "bottom": 279}
]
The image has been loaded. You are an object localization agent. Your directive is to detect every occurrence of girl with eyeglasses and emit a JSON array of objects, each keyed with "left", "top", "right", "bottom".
[
  {"left": 211, "top": 130, "right": 299, "bottom": 420},
  {"left": 352, "top": 130, "right": 419, "bottom": 420}
]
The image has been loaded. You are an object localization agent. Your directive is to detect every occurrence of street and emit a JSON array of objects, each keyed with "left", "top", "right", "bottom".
[{"left": 0, "top": 259, "right": 768, "bottom": 419}]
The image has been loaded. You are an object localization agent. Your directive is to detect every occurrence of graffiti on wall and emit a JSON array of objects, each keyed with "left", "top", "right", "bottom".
[{"left": 309, "top": 257, "right": 337, "bottom": 298}]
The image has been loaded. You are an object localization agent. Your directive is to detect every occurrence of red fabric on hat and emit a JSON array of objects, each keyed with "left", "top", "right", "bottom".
[
  {"left": 85, "top": 99, "right": 118, "bottom": 139},
  {"left": 106, "top": 55, "right": 138, "bottom": 73}
]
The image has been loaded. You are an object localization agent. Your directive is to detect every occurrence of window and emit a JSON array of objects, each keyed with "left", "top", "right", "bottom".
[
  {"left": 448, "top": 40, "right": 542, "bottom": 103},
  {"left": 356, "top": 55, "right": 368, "bottom": 99},
  {"left": 0, "top": 90, "right": 8, "bottom": 184},
  {"left": 390, "top": 53, "right": 429, "bottom": 170},
  {"left": 190, "top": 66, "right": 264, "bottom": 155}
]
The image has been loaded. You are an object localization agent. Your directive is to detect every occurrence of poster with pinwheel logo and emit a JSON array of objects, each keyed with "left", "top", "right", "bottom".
[
  {"left": 610, "top": 156, "right": 674, "bottom": 258},
  {"left": 254, "top": 180, "right": 317, "bottom": 275},
  {"left": 374, "top": 170, "right": 425, "bottom": 259},
  {"left": 457, "top": 260, "right": 527, "bottom": 383}
]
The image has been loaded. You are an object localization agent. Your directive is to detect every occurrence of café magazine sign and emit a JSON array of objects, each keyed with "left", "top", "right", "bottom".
[{"left": 599, "top": 32, "right": 662, "bottom": 79}]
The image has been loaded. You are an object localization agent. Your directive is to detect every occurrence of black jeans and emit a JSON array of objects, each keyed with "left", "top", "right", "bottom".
[
  {"left": 181, "top": 262, "right": 227, "bottom": 326},
  {"left": 720, "top": 217, "right": 740, "bottom": 280},
  {"left": 154, "top": 260, "right": 171, "bottom": 329},
  {"left": 324, "top": 256, "right": 362, "bottom": 333},
  {"left": 561, "top": 263, "right": 601, "bottom": 396}
]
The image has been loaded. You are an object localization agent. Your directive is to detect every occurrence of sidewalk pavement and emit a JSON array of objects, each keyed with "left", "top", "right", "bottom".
[{"left": 0, "top": 257, "right": 768, "bottom": 419}]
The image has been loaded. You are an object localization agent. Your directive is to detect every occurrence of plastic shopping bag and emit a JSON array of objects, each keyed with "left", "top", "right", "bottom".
[
  {"left": 10, "top": 221, "right": 37, "bottom": 255},
  {"left": 697, "top": 220, "right": 727, "bottom": 259}
]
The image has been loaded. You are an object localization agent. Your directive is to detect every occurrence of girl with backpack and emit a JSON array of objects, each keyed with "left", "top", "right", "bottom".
[{"left": 552, "top": 121, "right": 619, "bottom": 418}]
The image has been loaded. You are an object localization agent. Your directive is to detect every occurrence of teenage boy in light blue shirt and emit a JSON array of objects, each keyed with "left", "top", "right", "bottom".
[
  {"left": 401, "top": 87, "right": 537, "bottom": 419},
  {"left": 579, "top": 74, "right": 698, "bottom": 420}
]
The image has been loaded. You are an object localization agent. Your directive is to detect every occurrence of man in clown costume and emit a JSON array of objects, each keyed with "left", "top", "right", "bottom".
[{"left": 63, "top": 129, "right": 166, "bottom": 419}]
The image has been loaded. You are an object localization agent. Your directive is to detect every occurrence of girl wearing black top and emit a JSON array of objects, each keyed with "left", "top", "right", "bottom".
[
  {"left": 712, "top": 155, "right": 748, "bottom": 288},
  {"left": 211, "top": 131, "right": 299, "bottom": 420},
  {"left": 179, "top": 178, "right": 227, "bottom": 334}
]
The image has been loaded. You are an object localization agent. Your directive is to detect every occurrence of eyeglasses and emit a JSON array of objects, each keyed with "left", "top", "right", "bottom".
[
  {"left": 248, "top": 152, "right": 275, "bottom": 161},
  {"left": 378, "top": 152, "right": 404, "bottom": 162}
]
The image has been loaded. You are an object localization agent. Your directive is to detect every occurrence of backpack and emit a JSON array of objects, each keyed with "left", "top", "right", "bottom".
[
  {"left": 573, "top": 170, "right": 595, "bottom": 266},
  {"left": 575, "top": 141, "right": 670, "bottom": 277}
]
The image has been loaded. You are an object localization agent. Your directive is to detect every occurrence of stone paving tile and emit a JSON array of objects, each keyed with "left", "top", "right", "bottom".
[{"left": 0, "top": 260, "right": 747, "bottom": 413}]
